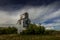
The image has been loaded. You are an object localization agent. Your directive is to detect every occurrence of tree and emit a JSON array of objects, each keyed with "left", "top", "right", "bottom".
[{"left": 21, "top": 24, "right": 45, "bottom": 35}]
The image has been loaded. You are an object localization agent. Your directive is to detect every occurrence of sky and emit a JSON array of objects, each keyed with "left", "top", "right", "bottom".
[{"left": 0, "top": 0, "right": 60, "bottom": 30}]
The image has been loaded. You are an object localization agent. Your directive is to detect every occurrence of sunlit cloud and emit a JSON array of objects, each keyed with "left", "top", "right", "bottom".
[{"left": 0, "top": 1, "right": 60, "bottom": 30}]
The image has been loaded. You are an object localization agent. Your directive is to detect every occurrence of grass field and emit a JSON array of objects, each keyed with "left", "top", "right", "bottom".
[
  {"left": 0, "top": 26, "right": 60, "bottom": 40},
  {"left": 0, "top": 34, "right": 60, "bottom": 40}
]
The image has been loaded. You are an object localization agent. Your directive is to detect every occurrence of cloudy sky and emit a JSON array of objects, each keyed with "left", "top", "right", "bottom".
[{"left": 0, "top": 0, "right": 60, "bottom": 30}]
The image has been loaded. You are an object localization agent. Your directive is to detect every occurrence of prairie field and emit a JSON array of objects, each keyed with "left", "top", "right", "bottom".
[
  {"left": 0, "top": 34, "right": 60, "bottom": 40},
  {"left": 0, "top": 25, "right": 60, "bottom": 40}
]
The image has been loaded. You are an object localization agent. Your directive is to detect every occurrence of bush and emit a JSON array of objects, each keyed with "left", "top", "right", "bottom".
[
  {"left": 0, "top": 27, "right": 17, "bottom": 34},
  {"left": 21, "top": 24, "right": 45, "bottom": 35},
  {"left": 44, "top": 30, "right": 56, "bottom": 35}
]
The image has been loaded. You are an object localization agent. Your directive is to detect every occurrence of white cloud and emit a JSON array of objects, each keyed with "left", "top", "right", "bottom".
[
  {"left": 45, "top": 27, "right": 54, "bottom": 30},
  {"left": 53, "top": 19, "right": 60, "bottom": 23},
  {"left": 16, "top": 6, "right": 46, "bottom": 20},
  {"left": 0, "top": 1, "right": 60, "bottom": 27},
  {"left": 42, "top": 23, "right": 60, "bottom": 27},
  {"left": 0, "top": 11, "right": 19, "bottom": 24},
  {"left": 40, "top": 9, "right": 60, "bottom": 23},
  {"left": 16, "top": 2, "right": 60, "bottom": 21}
]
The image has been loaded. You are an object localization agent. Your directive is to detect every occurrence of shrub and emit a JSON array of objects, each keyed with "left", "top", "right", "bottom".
[
  {"left": 44, "top": 30, "right": 56, "bottom": 35},
  {"left": 21, "top": 24, "right": 45, "bottom": 35},
  {"left": 0, "top": 27, "right": 17, "bottom": 34}
]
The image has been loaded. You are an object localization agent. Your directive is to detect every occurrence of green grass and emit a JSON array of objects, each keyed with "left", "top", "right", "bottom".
[
  {"left": 0, "top": 27, "right": 59, "bottom": 40},
  {"left": 0, "top": 34, "right": 60, "bottom": 40}
]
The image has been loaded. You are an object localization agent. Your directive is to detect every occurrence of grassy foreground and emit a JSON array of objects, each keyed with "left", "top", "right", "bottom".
[{"left": 0, "top": 34, "right": 60, "bottom": 40}]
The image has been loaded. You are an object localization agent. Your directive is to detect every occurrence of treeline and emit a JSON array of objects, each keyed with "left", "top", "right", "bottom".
[
  {"left": 0, "top": 24, "right": 58, "bottom": 35},
  {"left": 21, "top": 24, "right": 56, "bottom": 35},
  {"left": 0, "top": 27, "right": 17, "bottom": 34}
]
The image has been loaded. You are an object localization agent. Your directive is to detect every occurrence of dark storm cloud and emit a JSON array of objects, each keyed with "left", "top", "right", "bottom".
[
  {"left": 0, "top": 0, "right": 59, "bottom": 6},
  {"left": 0, "top": 5, "right": 24, "bottom": 11},
  {"left": 0, "top": 0, "right": 59, "bottom": 12},
  {"left": 11, "top": 0, "right": 60, "bottom": 5},
  {"left": 0, "top": 0, "right": 60, "bottom": 15}
]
